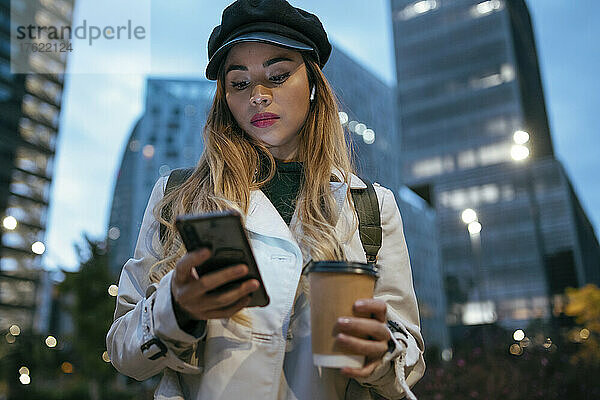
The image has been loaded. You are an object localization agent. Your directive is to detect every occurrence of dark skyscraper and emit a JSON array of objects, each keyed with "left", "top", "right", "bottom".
[
  {"left": 0, "top": 0, "right": 74, "bottom": 332},
  {"left": 107, "top": 78, "right": 214, "bottom": 277},
  {"left": 391, "top": 0, "right": 600, "bottom": 331},
  {"left": 325, "top": 45, "right": 450, "bottom": 351}
]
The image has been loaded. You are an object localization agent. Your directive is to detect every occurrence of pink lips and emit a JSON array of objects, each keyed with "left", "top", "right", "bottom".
[{"left": 251, "top": 112, "right": 280, "bottom": 128}]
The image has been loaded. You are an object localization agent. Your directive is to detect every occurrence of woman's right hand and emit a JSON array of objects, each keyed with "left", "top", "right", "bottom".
[{"left": 171, "top": 248, "right": 260, "bottom": 320}]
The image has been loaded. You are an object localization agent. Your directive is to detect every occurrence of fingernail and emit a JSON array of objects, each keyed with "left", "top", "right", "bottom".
[
  {"left": 355, "top": 300, "right": 366, "bottom": 307},
  {"left": 338, "top": 317, "right": 351, "bottom": 324}
]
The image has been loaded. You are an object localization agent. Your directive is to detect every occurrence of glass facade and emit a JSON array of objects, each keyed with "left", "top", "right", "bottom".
[
  {"left": 391, "top": 0, "right": 600, "bottom": 332},
  {"left": 0, "top": 0, "right": 73, "bottom": 332},
  {"left": 325, "top": 46, "right": 450, "bottom": 350},
  {"left": 107, "top": 78, "right": 214, "bottom": 277}
]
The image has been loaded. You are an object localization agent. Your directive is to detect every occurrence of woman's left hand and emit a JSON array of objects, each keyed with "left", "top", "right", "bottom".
[{"left": 334, "top": 298, "right": 390, "bottom": 379}]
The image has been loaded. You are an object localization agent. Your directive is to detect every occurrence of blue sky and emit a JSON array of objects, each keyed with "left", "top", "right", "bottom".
[{"left": 42, "top": 1, "right": 600, "bottom": 270}]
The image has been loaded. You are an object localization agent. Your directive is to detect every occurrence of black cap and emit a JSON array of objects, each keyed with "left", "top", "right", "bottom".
[{"left": 206, "top": 0, "right": 332, "bottom": 80}]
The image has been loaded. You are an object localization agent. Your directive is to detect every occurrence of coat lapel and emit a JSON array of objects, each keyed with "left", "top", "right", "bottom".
[{"left": 244, "top": 167, "right": 367, "bottom": 270}]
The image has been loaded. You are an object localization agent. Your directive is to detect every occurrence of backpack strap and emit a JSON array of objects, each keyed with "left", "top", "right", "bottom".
[
  {"left": 350, "top": 178, "right": 382, "bottom": 265},
  {"left": 159, "top": 167, "right": 194, "bottom": 242},
  {"left": 158, "top": 168, "right": 382, "bottom": 265}
]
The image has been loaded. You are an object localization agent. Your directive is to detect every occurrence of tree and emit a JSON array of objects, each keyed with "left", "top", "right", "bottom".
[
  {"left": 58, "top": 234, "right": 117, "bottom": 399},
  {"left": 564, "top": 283, "right": 600, "bottom": 366}
]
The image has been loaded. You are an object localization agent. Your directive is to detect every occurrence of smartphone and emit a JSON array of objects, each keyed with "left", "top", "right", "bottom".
[{"left": 175, "top": 210, "right": 270, "bottom": 307}]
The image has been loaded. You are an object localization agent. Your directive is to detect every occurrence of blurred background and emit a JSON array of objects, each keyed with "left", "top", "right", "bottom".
[{"left": 1, "top": 0, "right": 599, "bottom": 399}]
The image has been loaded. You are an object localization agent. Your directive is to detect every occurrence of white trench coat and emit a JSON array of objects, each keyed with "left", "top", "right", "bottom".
[{"left": 106, "top": 169, "right": 425, "bottom": 399}]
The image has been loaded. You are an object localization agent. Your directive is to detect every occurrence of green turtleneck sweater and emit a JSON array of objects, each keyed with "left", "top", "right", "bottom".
[{"left": 260, "top": 159, "right": 304, "bottom": 225}]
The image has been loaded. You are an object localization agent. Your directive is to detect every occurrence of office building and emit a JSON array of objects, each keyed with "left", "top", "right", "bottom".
[
  {"left": 107, "top": 78, "right": 214, "bottom": 277},
  {"left": 0, "top": 0, "right": 74, "bottom": 332},
  {"left": 391, "top": 0, "right": 600, "bottom": 331},
  {"left": 325, "top": 45, "right": 450, "bottom": 350}
]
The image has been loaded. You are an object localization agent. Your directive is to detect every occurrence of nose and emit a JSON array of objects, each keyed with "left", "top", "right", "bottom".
[{"left": 250, "top": 85, "right": 272, "bottom": 107}]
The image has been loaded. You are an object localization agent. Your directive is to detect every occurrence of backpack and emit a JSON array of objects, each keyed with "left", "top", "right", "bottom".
[{"left": 159, "top": 168, "right": 382, "bottom": 264}]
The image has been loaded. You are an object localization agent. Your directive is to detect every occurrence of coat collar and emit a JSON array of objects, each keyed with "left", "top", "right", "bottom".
[
  {"left": 244, "top": 167, "right": 364, "bottom": 249},
  {"left": 331, "top": 167, "right": 367, "bottom": 189}
]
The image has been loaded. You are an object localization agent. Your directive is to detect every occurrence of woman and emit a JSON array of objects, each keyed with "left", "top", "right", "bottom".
[{"left": 106, "top": 0, "right": 425, "bottom": 399}]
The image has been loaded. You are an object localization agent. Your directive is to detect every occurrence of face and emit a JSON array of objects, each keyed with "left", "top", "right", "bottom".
[{"left": 223, "top": 42, "right": 311, "bottom": 161}]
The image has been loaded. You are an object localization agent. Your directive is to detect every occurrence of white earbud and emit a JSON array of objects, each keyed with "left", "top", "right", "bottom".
[{"left": 310, "top": 86, "right": 315, "bottom": 101}]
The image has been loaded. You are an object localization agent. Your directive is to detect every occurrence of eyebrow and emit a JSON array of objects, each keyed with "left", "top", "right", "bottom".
[{"left": 226, "top": 57, "right": 294, "bottom": 74}]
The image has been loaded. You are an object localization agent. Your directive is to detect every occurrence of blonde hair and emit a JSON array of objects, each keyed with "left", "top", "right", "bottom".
[{"left": 149, "top": 54, "right": 359, "bottom": 327}]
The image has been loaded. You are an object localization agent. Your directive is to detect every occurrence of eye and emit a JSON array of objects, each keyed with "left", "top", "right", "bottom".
[
  {"left": 231, "top": 80, "right": 250, "bottom": 90},
  {"left": 270, "top": 72, "right": 290, "bottom": 84}
]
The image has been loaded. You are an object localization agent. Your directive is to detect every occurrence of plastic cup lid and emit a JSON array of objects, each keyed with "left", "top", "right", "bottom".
[{"left": 305, "top": 261, "right": 379, "bottom": 278}]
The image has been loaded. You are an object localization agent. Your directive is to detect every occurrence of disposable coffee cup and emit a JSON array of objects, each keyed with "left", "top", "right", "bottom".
[{"left": 306, "top": 261, "right": 379, "bottom": 369}]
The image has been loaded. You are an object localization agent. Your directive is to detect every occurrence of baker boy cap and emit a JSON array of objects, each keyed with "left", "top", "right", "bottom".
[{"left": 206, "top": 0, "right": 332, "bottom": 80}]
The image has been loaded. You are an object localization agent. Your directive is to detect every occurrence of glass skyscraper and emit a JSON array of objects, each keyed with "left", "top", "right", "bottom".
[
  {"left": 391, "top": 0, "right": 600, "bottom": 331},
  {"left": 107, "top": 78, "right": 214, "bottom": 277},
  {"left": 0, "top": 0, "right": 74, "bottom": 332},
  {"left": 325, "top": 45, "right": 450, "bottom": 350}
]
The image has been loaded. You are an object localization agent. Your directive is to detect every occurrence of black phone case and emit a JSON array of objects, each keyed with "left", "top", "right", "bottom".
[{"left": 175, "top": 210, "right": 270, "bottom": 307}]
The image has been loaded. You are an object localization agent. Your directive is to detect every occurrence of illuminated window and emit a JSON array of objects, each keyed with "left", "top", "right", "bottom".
[
  {"left": 25, "top": 75, "right": 62, "bottom": 105},
  {"left": 412, "top": 157, "right": 443, "bottom": 178},
  {"left": 15, "top": 147, "right": 51, "bottom": 176},
  {"left": 439, "top": 184, "right": 503, "bottom": 209},
  {"left": 397, "top": 0, "right": 438, "bottom": 20},
  {"left": 40, "top": 0, "right": 73, "bottom": 20},
  {"left": 470, "top": 64, "right": 515, "bottom": 90},
  {"left": 22, "top": 95, "right": 60, "bottom": 127},
  {"left": 412, "top": 155, "right": 454, "bottom": 179},
  {"left": 478, "top": 142, "right": 511, "bottom": 166},
  {"left": 458, "top": 150, "right": 477, "bottom": 169},
  {"left": 28, "top": 53, "right": 65, "bottom": 75},
  {"left": 470, "top": 0, "right": 503, "bottom": 18},
  {"left": 480, "top": 184, "right": 500, "bottom": 203},
  {"left": 19, "top": 118, "right": 56, "bottom": 149}
]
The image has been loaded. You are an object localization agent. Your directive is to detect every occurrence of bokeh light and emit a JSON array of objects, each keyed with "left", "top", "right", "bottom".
[
  {"left": 509, "top": 343, "right": 523, "bottom": 356},
  {"left": 142, "top": 144, "right": 155, "bottom": 159},
  {"left": 108, "top": 285, "right": 118, "bottom": 297},
  {"left": 510, "top": 144, "right": 529, "bottom": 161},
  {"left": 108, "top": 226, "right": 121, "bottom": 240},
  {"left": 355, "top": 123, "right": 367, "bottom": 135},
  {"left": 513, "top": 329, "right": 525, "bottom": 341},
  {"left": 3, "top": 216, "right": 17, "bottom": 230},
  {"left": 61, "top": 362, "right": 73, "bottom": 374},
  {"left": 461, "top": 208, "right": 477, "bottom": 224},
  {"left": 45, "top": 335, "right": 57, "bottom": 348},
  {"left": 338, "top": 111, "right": 348, "bottom": 125},
  {"left": 513, "top": 130, "right": 530, "bottom": 144},
  {"left": 467, "top": 221, "right": 482, "bottom": 235},
  {"left": 9, "top": 324, "right": 21, "bottom": 336},
  {"left": 32, "top": 241, "right": 45, "bottom": 255},
  {"left": 362, "top": 129, "right": 375, "bottom": 144}
]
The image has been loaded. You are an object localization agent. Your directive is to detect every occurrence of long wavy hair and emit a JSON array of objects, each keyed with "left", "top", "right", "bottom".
[{"left": 149, "top": 52, "right": 359, "bottom": 327}]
